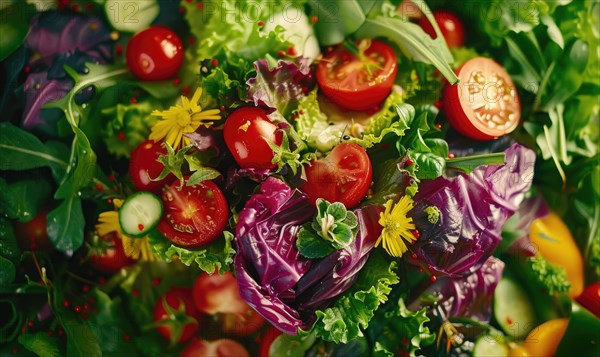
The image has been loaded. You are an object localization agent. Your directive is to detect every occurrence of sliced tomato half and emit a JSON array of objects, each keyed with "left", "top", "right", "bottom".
[
  {"left": 157, "top": 180, "right": 228, "bottom": 248},
  {"left": 443, "top": 57, "right": 521, "bottom": 140}
]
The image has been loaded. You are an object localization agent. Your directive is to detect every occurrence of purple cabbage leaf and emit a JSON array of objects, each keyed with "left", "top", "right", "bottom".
[
  {"left": 408, "top": 256, "right": 505, "bottom": 322},
  {"left": 407, "top": 143, "right": 536, "bottom": 277},
  {"left": 26, "top": 12, "right": 113, "bottom": 67},
  {"left": 234, "top": 178, "right": 385, "bottom": 336}
]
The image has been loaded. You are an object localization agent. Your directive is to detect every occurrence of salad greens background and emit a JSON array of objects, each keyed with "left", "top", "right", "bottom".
[{"left": 0, "top": 0, "right": 598, "bottom": 356}]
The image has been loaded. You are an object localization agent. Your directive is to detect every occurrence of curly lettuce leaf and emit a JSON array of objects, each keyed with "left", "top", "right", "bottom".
[
  {"left": 149, "top": 231, "right": 235, "bottom": 274},
  {"left": 309, "top": 252, "right": 399, "bottom": 344},
  {"left": 185, "top": 0, "right": 294, "bottom": 61},
  {"left": 370, "top": 299, "right": 436, "bottom": 357},
  {"left": 247, "top": 58, "right": 313, "bottom": 117}
]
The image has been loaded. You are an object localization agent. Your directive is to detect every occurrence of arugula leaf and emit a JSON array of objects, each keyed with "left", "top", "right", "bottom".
[
  {"left": 0, "top": 220, "right": 20, "bottom": 262},
  {"left": 0, "top": 2, "right": 36, "bottom": 61},
  {"left": 18, "top": 332, "right": 62, "bottom": 357},
  {"left": 149, "top": 231, "right": 235, "bottom": 274},
  {"left": 0, "top": 178, "right": 52, "bottom": 222},
  {"left": 0, "top": 123, "right": 69, "bottom": 181},
  {"left": 0, "top": 256, "right": 16, "bottom": 286},
  {"left": 310, "top": 252, "right": 399, "bottom": 343}
]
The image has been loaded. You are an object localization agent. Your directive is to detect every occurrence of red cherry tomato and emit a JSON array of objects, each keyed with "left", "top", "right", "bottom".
[
  {"left": 300, "top": 142, "right": 372, "bottom": 209},
  {"left": 443, "top": 57, "right": 521, "bottom": 140},
  {"left": 223, "top": 107, "right": 283, "bottom": 170},
  {"left": 418, "top": 11, "right": 465, "bottom": 48},
  {"left": 181, "top": 338, "right": 250, "bottom": 357},
  {"left": 193, "top": 272, "right": 265, "bottom": 336},
  {"left": 316, "top": 39, "right": 397, "bottom": 111},
  {"left": 157, "top": 179, "right": 228, "bottom": 248},
  {"left": 576, "top": 283, "right": 600, "bottom": 319},
  {"left": 259, "top": 326, "right": 283, "bottom": 357},
  {"left": 153, "top": 288, "right": 200, "bottom": 344},
  {"left": 89, "top": 233, "right": 135, "bottom": 274},
  {"left": 129, "top": 140, "right": 175, "bottom": 194},
  {"left": 126, "top": 26, "right": 183, "bottom": 81},
  {"left": 13, "top": 207, "right": 54, "bottom": 252}
]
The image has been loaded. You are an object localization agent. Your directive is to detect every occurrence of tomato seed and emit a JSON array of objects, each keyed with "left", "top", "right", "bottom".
[
  {"left": 211, "top": 58, "right": 218, "bottom": 67},
  {"left": 196, "top": 2, "right": 204, "bottom": 10},
  {"left": 310, "top": 15, "right": 318, "bottom": 24},
  {"left": 405, "top": 159, "right": 413, "bottom": 166},
  {"left": 138, "top": 224, "right": 145, "bottom": 231},
  {"left": 411, "top": 253, "right": 418, "bottom": 260},
  {"left": 257, "top": 21, "right": 264, "bottom": 27},
  {"left": 430, "top": 275, "right": 437, "bottom": 282},
  {"left": 507, "top": 316, "right": 513, "bottom": 325},
  {"left": 448, "top": 153, "right": 455, "bottom": 158}
]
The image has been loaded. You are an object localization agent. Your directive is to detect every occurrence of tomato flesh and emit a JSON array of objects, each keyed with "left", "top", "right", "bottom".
[
  {"left": 259, "top": 326, "right": 282, "bottom": 357},
  {"left": 158, "top": 180, "right": 228, "bottom": 248},
  {"left": 153, "top": 288, "right": 199, "bottom": 343},
  {"left": 223, "top": 107, "right": 282, "bottom": 170},
  {"left": 126, "top": 26, "right": 183, "bottom": 81},
  {"left": 13, "top": 207, "right": 54, "bottom": 252},
  {"left": 443, "top": 57, "right": 520, "bottom": 140},
  {"left": 317, "top": 39, "right": 397, "bottom": 111},
  {"left": 419, "top": 11, "right": 465, "bottom": 48},
  {"left": 300, "top": 142, "right": 372, "bottom": 209},
  {"left": 129, "top": 140, "right": 175, "bottom": 194}
]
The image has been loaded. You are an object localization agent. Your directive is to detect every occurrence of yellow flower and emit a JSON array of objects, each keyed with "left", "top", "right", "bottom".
[
  {"left": 375, "top": 196, "right": 417, "bottom": 257},
  {"left": 149, "top": 87, "right": 221, "bottom": 150},
  {"left": 95, "top": 199, "right": 157, "bottom": 262}
]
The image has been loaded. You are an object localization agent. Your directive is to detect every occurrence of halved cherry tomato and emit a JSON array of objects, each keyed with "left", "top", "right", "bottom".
[
  {"left": 259, "top": 326, "right": 283, "bottom": 357},
  {"left": 300, "top": 142, "right": 372, "bottom": 209},
  {"left": 181, "top": 338, "right": 250, "bottom": 357},
  {"left": 153, "top": 287, "right": 200, "bottom": 344},
  {"left": 89, "top": 233, "right": 135, "bottom": 274},
  {"left": 157, "top": 179, "right": 228, "bottom": 248},
  {"left": 223, "top": 107, "right": 283, "bottom": 170},
  {"left": 126, "top": 26, "right": 183, "bottom": 81},
  {"left": 129, "top": 140, "right": 175, "bottom": 194},
  {"left": 193, "top": 272, "right": 265, "bottom": 336},
  {"left": 529, "top": 211, "right": 584, "bottom": 297},
  {"left": 443, "top": 57, "right": 520, "bottom": 140},
  {"left": 317, "top": 39, "right": 397, "bottom": 111},
  {"left": 575, "top": 283, "right": 600, "bottom": 318},
  {"left": 418, "top": 11, "right": 465, "bottom": 48}
]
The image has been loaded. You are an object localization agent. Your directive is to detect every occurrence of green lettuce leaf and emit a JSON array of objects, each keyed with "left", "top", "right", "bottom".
[
  {"left": 149, "top": 231, "right": 235, "bottom": 274},
  {"left": 18, "top": 332, "right": 62, "bottom": 357},
  {"left": 369, "top": 299, "right": 436, "bottom": 357},
  {"left": 310, "top": 252, "right": 399, "bottom": 343}
]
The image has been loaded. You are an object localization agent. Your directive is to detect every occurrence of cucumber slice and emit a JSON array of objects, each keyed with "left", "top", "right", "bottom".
[
  {"left": 119, "top": 192, "right": 163, "bottom": 238},
  {"left": 105, "top": 0, "right": 159, "bottom": 33},
  {"left": 494, "top": 277, "right": 538, "bottom": 339},
  {"left": 473, "top": 334, "right": 508, "bottom": 357}
]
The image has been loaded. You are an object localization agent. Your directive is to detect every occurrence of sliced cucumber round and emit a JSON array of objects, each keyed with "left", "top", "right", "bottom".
[
  {"left": 104, "top": 0, "right": 159, "bottom": 33},
  {"left": 494, "top": 277, "right": 538, "bottom": 339},
  {"left": 473, "top": 334, "right": 509, "bottom": 357},
  {"left": 119, "top": 191, "right": 163, "bottom": 238}
]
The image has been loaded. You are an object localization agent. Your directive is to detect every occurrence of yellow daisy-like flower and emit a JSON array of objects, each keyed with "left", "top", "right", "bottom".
[
  {"left": 149, "top": 87, "right": 221, "bottom": 150},
  {"left": 95, "top": 199, "right": 157, "bottom": 262},
  {"left": 375, "top": 196, "right": 417, "bottom": 257}
]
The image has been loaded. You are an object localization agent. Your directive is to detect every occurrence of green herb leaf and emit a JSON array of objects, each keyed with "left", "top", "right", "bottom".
[
  {"left": 47, "top": 196, "right": 85, "bottom": 255},
  {"left": 446, "top": 153, "right": 506, "bottom": 174},
  {"left": 185, "top": 155, "right": 222, "bottom": 186},
  {"left": 296, "top": 228, "right": 336, "bottom": 259},
  {"left": 18, "top": 332, "right": 62, "bottom": 357}
]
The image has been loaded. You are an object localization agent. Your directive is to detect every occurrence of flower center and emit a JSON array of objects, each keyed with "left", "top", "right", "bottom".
[{"left": 176, "top": 112, "right": 192, "bottom": 127}]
